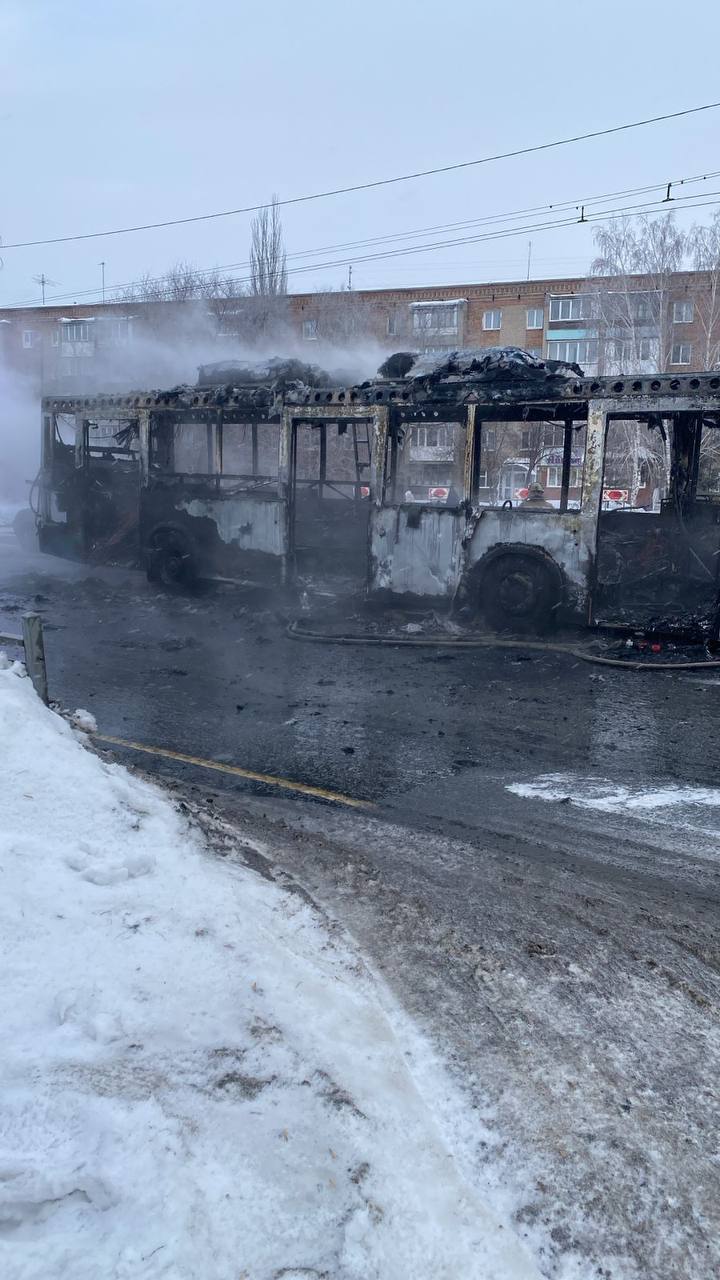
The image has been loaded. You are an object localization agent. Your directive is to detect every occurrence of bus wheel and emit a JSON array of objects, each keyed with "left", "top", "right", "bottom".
[
  {"left": 480, "top": 552, "right": 561, "bottom": 632},
  {"left": 146, "top": 528, "right": 196, "bottom": 589}
]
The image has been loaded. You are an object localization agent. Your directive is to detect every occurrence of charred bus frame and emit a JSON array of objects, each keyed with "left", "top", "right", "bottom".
[{"left": 37, "top": 369, "right": 720, "bottom": 629}]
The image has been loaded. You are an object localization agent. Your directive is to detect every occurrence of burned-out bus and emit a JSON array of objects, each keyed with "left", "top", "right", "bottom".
[{"left": 36, "top": 350, "right": 720, "bottom": 631}]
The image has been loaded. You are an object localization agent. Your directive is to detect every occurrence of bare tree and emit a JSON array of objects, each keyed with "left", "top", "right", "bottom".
[
  {"left": 307, "top": 286, "right": 377, "bottom": 347},
  {"left": 591, "top": 213, "right": 687, "bottom": 375},
  {"left": 249, "top": 196, "right": 287, "bottom": 298},
  {"left": 591, "top": 214, "right": 688, "bottom": 501},
  {"left": 118, "top": 261, "right": 210, "bottom": 304},
  {"left": 688, "top": 211, "right": 720, "bottom": 369}
]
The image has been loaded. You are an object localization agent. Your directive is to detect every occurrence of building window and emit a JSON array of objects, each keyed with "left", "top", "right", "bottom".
[
  {"left": 387, "top": 313, "right": 398, "bottom": 337},
  {"left": 671, "top": 342, "right": 692, "bottom": 365},
  {"left": 22, "top": 330, "right": 35, "bottom": 348},
  {"left": 483, "top": 427, "right": 496, "bottom": 450},
  {"left": 526, "top": 308, "right": 543, "bottom": 329},
  {"left": 108, "top": 319, "right": 131, "bottom": 345},
  {"left": 673, "top": 300, "right": 694, "bottom": 324},
  {"left": 482, "top": 308, "right": 502, "bottom": 331},
  {"left": 606, "top": 335, "right": 658, "bottom": 367},
  {"left": 411, "top": 305, "right": 458, "bottom": 334},
  {"left": 545, "top": 466, "right": 562, "bottom": 488},
  {"left": 548, "top": 295, "right": 592, "bottom": 322},
  {"left": 302, "top": 319, "right": 318, "bottom": 341},
  {"left": 62, "top": 321, "right": 91, "bottom": 343},
  {"left": 546, "top": 338, "right": 597, "bottom": 364},
  {"left": 52, "top": 330, "right": 60, "bottom": 346},
  {"left": 477, "top": 470, "right": 488, "bottom": 488},
  {"left": 634, "top": 296, "right": 653, "bottom": 322},
  {"left": 412, "top": 424, "right": 453, "bottom": 451}
]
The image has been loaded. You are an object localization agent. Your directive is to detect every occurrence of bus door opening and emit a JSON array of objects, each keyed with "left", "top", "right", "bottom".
[
  {"left": 290, "top": 419, "right": 372, "bottom": 581},
  {"left": 595, "top": 411, "right": 720, "bottom": 622},
  {"left": 80, "top": 417, "right": 141, "bottom": 559}
]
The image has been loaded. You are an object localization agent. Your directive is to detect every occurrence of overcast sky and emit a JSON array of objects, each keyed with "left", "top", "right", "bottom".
[{"left": 1, "top": 0, "right": 719, "bottom": 308}]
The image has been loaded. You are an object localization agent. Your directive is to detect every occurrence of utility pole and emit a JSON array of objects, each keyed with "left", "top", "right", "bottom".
[
  {"left": 33, "top": 272, "right": 57, "bottom": 304},
  {"left": 526, "top": 241, "right": 533, "bottom": 281},
  {"left": 347, "top": 264, "right": 353, "bottom": 291},
  {"left": 99, "top": 261, "right": 106, "bottom": 303}
]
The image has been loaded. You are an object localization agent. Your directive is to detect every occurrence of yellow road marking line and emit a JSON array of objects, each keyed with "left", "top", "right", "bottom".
[{"left": 93, "top": 733, "right": 372, "bottom": 810}]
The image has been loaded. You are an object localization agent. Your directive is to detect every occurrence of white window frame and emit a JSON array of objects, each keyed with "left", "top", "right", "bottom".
[
  {"left": 302, "top": 319, "right": 318, "bottom": 341},
  {"left": 476, "top": 469, "right": 489, "bottom": 488},
  {"left": 22, "top": 330, "right": 35, "bottom": 349},
  {"left": 411, "top": 305, "right": 458, "bottom": 335},
  {"left": 670, "top": 342, "right": 692, "bottom": 365},
  {"left": 545, "top": 466, "right": 562, "bottom": 488},
  {"left": 386, "top": 313, "right": 398, "bottom": 337},
  {"left": 62, "top": 321, "right": 91, "bottom": 343},
  {"left": 414, "top": 424, "right": 452, "bottom": 449},
  {"left": 526, "top": 307, "right": 543, "bottom": 330},
  {"left": 548, "top": 296, "right": 591, "bottom": 322},
  {"left": 673, "top": 300, "right": 694, "bottom": 324},
  {"left": 546, "top": 338, "right": 597, "bottom": 364},
  {"left": 482, "top": 308, "right": 502, "bottom": 331},
  {"left": 109, "top": 319, "right": 131, "bottom": 346}
]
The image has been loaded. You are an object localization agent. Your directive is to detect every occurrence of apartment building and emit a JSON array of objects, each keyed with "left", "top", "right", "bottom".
[{"left": 2, "top": 269, "right": 716, "bottom": 388}]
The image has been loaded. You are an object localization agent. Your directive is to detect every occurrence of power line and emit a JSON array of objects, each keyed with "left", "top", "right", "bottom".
[
  {"left": 2, "top": 102, "right": 719, "bottom": 252},
  {"left": 6, "top": 169, "right": 719, "bottom": 308},
  {"left": 131, "top": 192, "right": 720, "bottom": 292},
  {"left": 8, "top": 191, "right": 720, "bottom": 309}
]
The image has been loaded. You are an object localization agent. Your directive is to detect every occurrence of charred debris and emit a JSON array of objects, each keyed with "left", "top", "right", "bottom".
[{"left": 182, "top": 346, "right": 585, "bottom": 406}]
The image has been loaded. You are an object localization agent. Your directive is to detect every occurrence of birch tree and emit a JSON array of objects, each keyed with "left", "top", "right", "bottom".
[
  {"left": 591, "top": 214, "right": 688, "bottom": 501},
  {"left": 688, "top": 211, "right": 720, "bottom": 369}
]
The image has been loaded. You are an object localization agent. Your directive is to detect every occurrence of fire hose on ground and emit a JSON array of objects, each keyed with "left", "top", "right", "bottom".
[{"left": 287, "top": 620, "right": 720, "bottom": 671}]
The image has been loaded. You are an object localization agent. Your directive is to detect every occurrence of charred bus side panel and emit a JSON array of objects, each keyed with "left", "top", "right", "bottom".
[
  {"left": 38, "top": 362, "right": 720, "bottom": 634},
  {"left": 140, "top": 408, "right": 288, "bottom": 585}
]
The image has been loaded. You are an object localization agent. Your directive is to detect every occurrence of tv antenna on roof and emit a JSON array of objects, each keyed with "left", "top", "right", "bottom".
[{"left": 32, "top": 272, "right": 58, "bottom": 305}]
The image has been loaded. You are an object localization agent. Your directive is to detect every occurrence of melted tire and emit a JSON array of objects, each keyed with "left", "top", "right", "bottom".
[
  {"left": 146, "top": 529, "right": 197, "bottom": 589},
  {"left": 480, "top": 553, "right": 561, "bottom": 633}
]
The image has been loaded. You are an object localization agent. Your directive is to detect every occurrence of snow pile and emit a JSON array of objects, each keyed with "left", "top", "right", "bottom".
[
  {"left": 70, "top": 707, "right": 98, "bottom": 733},
  {"left": 0, "top": 661, "right": 537, "bottom": 1280}
]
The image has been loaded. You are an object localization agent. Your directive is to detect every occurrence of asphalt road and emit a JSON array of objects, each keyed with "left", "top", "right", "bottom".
[{"left": 3, "top": 531, "right": 720, "bottom": 1279}]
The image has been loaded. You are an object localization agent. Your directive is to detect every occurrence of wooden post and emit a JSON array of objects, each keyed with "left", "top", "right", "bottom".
[{"left": 21, "top": 613, "right": 49, "bottom": 705}]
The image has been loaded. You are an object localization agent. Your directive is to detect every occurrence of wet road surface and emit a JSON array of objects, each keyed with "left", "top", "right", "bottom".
[{"left": 3, "top": 533, "right": 720, "bottom": 1278}]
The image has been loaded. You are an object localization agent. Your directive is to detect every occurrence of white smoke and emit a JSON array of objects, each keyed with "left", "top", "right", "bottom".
[
  {"left": 67, "top": 301, "right": 386, "bottom": 391},
  {"left": 0, "top": 299, "right": 390, "bottom": 515},
  {"left": 0, "top": 363, "right": 40, "bottom": 508}
]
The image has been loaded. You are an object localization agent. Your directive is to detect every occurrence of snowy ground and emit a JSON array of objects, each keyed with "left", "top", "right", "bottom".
[{"left": 0, "top": 657, "right": 541, "bottom": 1280}]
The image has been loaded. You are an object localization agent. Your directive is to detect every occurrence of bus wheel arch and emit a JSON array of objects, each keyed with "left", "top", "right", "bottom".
[
  {"left": 470, "top": 545, "right": 565, "bottom": 631},
  {"left": 145, "top": 523, "right": 198, "bottom": 588}
]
